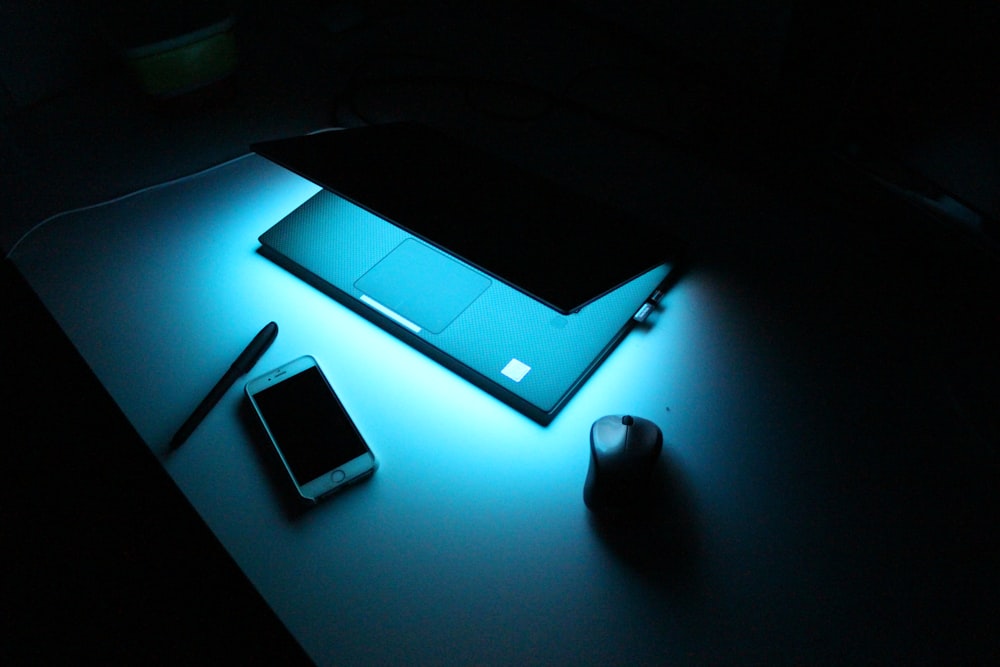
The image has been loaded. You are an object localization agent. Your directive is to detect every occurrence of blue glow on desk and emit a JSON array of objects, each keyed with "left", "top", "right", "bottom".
[{"left": 10, "top": 153, "right": 832, "bottom": 665}]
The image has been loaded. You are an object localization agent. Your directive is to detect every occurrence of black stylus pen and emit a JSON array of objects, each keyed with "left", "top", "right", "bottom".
[{"left": 169, "top": 321, "right": 278, "bottom": 451}]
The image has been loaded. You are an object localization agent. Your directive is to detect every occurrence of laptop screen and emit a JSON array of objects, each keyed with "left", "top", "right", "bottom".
[{"left": 252, "top": 123, "right": 679, "bottom": 314}]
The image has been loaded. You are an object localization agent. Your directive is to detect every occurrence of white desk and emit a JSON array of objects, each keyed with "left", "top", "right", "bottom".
[{"left": 13, "top": 153, "right": 982, "bottom": 664}]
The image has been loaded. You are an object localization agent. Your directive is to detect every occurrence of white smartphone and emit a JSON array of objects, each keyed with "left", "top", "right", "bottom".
[{"left": 245, "top": 355, "right": 377, "bottom": 503}]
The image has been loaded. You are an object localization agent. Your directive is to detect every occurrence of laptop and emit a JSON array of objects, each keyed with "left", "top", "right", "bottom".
[{"left": 252, "top": 123, "right": 683, "bottom": 424}]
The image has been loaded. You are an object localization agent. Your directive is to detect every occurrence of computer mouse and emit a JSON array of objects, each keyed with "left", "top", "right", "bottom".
[{"left": 584, "top": 415, "right": 663, "bottom": 515}]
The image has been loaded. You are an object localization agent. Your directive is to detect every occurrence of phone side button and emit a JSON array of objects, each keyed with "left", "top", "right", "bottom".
[{"left": 331, "top": 470, "right": 346, "bottom": 484}]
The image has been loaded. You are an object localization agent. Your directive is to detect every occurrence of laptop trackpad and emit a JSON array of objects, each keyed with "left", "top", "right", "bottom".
[{"left": 355, "top": 239, "right": 491, "bottom": 334}]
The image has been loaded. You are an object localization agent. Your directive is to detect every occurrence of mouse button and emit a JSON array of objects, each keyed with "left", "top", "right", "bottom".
[
  {"left": 636, "top": 418, "right": 659, "bottom": 438},
  {"left": 621, "top": 415, "right": 634, "bottom": 426},
  {"left": 632, "top": 421, "right": 663, "bottom": 456},
  {"left": 592, "top": 419, "right": 627, "bottom": 455}
]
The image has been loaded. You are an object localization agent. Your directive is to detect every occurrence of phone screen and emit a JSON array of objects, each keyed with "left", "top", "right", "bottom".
[{"left": 251, "top": 366, "right": 368, "bottom": 485}]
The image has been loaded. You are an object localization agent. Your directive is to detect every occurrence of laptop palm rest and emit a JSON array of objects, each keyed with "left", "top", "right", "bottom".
[{"left": 355, "top": 238, "right": 491, "bottom": 334}]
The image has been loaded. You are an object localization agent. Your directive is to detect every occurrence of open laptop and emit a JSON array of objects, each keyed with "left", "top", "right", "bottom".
[{"left": 253, "top": 123, "right": 683, "bottom": 424}]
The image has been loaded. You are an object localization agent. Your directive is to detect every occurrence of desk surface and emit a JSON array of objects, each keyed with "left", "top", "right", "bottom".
[{"left": 10, "top": 153, "right": 998, "bottom": 664}]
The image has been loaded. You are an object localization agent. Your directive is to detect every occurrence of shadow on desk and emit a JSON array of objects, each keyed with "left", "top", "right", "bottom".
[
  {"left": 587, "top": 449, "right": 702, "bottom": 597},
  {"left": 1, "top": 260, "right": 313, "bottom": 664}
]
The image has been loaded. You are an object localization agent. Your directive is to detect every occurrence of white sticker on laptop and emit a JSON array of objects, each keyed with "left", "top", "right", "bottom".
[{"left": 501, "top": 358, "right": 532, "bottom": 383}]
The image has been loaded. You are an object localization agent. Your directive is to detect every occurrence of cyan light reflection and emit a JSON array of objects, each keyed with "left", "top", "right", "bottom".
[
  {"left": 10, "top": 150, "right": 683, "bottom": 470},
  {"left": 11, "top": 149, "right": 771, "bottom": 667},
  {"left": 11, "top": 140, "right": 885, "bottom": 665},
  {"left": 9, "top": 154, "right": 322, "bottom": 449},
  {"left": 12, "top": 147, "right": 685, "bottom": 494}
]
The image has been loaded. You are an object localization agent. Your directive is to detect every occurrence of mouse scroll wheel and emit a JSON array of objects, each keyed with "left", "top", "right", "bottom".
[{"left": 622, "top": 415, "right": 634, "bottom": 449}]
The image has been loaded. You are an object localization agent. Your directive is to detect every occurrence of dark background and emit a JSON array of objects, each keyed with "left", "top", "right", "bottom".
[{"left": 2, "top": 1, "right": 997, "bottom": 662}]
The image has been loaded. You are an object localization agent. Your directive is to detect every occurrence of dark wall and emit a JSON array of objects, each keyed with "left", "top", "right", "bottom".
[
  {"left": 566, "top": 0, "right": 997, "bottom": 145},
  {"left": 4, "top": 0, "right": 996, "bottom": 141},
  {"left": 0, "top": 1, "right": 108, "bottom": 112},
  {"left": 783, "top": 0, "right": 999, "bottom": 143}
]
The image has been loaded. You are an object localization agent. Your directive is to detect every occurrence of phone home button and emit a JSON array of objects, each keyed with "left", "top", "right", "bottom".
[{"left": 331, "top": 469, "right": 346, "bottom": 484}]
